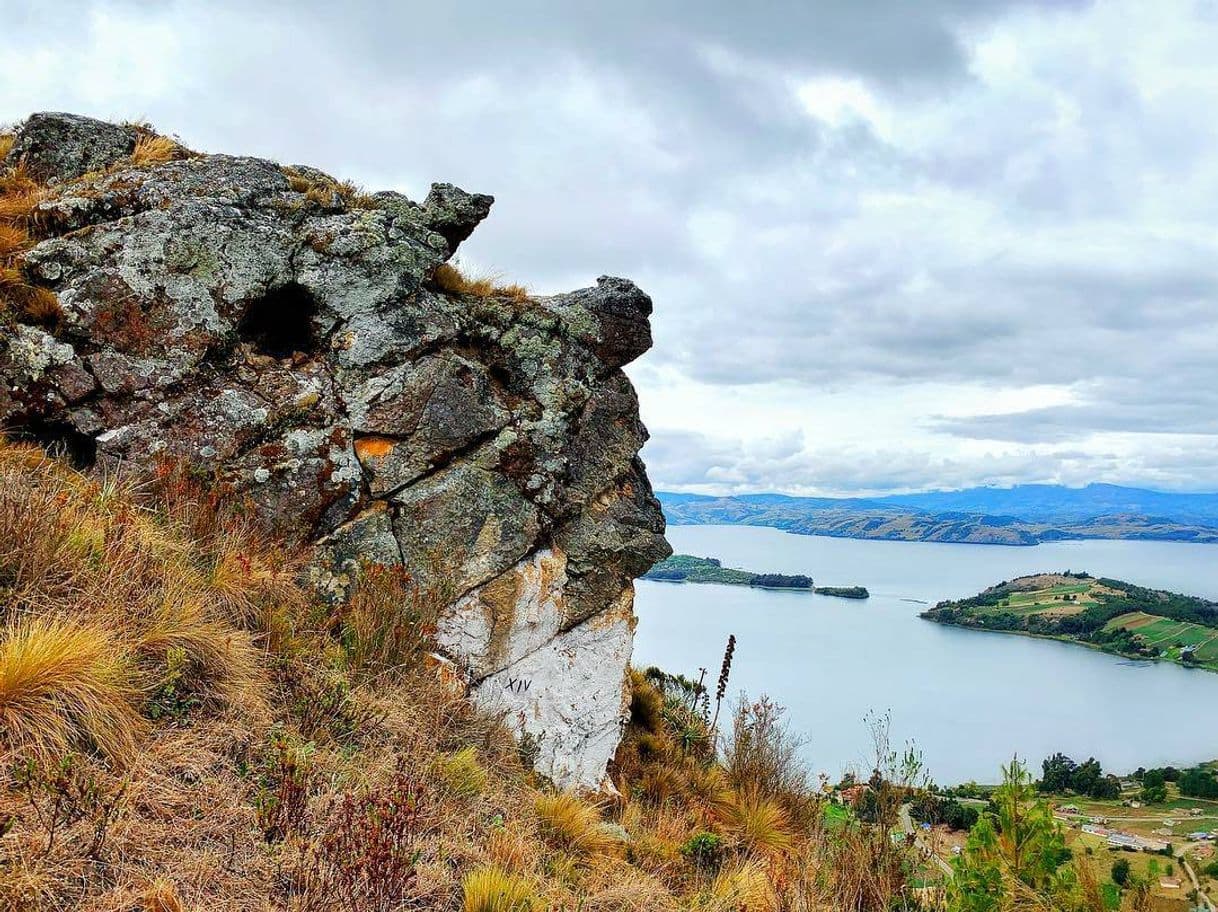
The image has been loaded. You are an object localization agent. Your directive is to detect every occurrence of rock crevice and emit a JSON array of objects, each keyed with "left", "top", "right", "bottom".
[{"left": 0, "top": 113, "right": 671, "bottom": 789}]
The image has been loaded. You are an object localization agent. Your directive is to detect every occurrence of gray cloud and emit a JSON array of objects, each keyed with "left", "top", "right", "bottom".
[{"left": 3, "top": 0, "right": 1214, "bottom": 493}]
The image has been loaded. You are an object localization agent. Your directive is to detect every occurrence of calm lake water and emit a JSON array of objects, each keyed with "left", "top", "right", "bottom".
[{"left": 633, "top": 525, "right": 1218, "bottom": 784}]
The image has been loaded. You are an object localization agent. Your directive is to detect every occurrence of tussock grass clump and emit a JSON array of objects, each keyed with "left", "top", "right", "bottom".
[
  {"left": 0, "top": 617, "right": 144, "bottom": 763},
  {"left": 716, "top": 789, "right": 794, "bottom": 859},
  {"left": 462, "top": 866, "right": 537, "bottom": 912},
  {"left": 439, "top": 746, "right": 488, "bottom": 799},
  {"left": 534, "top": 792, "right": 618, "bottom": 857},
  {"left": 282, "top": 166, "right": 380, "bottom": 211},
  {"left": 433, "top": 261, "right": 530, "bottom": 303},
  {"left": 707, "top": 861, "right": 777, "bottom": 912},
  {"left": 130, "top": 133, "right": 183, "bottom": 167}
]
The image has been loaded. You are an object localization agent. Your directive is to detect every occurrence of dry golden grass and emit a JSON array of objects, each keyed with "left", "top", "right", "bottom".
[
  {"left": 534, "top": 792, "right": 619, "bottom": 857},
  {"left": 0, "top": 158, "right": 58, "bottom": 324},
  {"left": 0, "top": 616, "right": 144, "bottom": 763},
  {"left": 130, "top": 133, "right": 181, "bottom": 167},
  {"left": 708, "top": 861, "right": 778, "bottom": 912},
  {"left": 282, "top": 167, "right": 379, "bottom": 211},
  {"left": 461, "top": 866, "right": 538, "bottom": 912},
  {"left": 433, "top": 261, "right": 530, "bottom": 303},
  {"left": 0, "top": 441, "right": 278, "bottom": 760},
  {"left": 717, "top": 789, "right": 794, "bottom": 859},
  {"left": 139, "top": 878, "right": 185, "bottom": 912},
  {"left": 0, "top": 132, "right": 13, "bottom": 160}
]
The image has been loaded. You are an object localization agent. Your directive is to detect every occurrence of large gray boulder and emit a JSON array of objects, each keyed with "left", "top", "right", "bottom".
[
  {"left": 0, "top": 112, "right": 670, "bottom": 790},
  {"left": 3, "top": 112, "right": 137, "bottom": 183}
]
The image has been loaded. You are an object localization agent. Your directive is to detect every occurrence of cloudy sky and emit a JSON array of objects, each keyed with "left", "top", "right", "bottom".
[{"left": 4, "top": 0, "right": 1218, "bottom": 495}]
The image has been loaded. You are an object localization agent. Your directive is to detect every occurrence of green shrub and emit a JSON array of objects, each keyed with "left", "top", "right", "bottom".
[{"left": 680, "top": 831, "right": 725, "bottom": 872}]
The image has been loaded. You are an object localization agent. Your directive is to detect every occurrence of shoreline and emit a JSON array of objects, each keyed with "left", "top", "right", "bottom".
[{"left": 921, "top": 616, "right": 1218, "bottom": 675}]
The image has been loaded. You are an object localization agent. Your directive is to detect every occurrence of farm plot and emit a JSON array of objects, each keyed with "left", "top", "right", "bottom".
[{"left": 1107, "top": 611, "right": 1218, "bottom": 663}]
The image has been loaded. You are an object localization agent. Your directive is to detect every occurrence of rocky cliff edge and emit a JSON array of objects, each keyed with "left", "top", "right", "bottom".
[{"left": 0, "top": 112, "right": 671, "bottom": 789}]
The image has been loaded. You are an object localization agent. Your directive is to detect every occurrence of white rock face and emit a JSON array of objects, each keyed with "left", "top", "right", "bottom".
[
  {"left": 437, "top": 549, "right": 567, "bottom": 679},
  {"left": 436, "top": 549, "right": 635, "bottom": 791}
]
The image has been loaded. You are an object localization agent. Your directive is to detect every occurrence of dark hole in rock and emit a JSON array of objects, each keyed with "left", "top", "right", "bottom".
[
  {"left": 10, "top": 417, "right": 98, "bottom": 469},
  {"left": 238, "top": 282, "right": 320, "bottom": 359}
]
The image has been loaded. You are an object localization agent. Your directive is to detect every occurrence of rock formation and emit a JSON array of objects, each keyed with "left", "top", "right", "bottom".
[{"left": 0, "top": 113, "right": 670, "bottom": 790}]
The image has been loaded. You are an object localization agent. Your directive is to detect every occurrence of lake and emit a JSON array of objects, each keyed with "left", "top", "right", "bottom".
[{"left": 632, "top": 525, "right": 1218, "bottom": 785}]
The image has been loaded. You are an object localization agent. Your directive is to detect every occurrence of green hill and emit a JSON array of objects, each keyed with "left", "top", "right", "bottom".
[{"left": 922, "top": 572, "right": 1218, "bottom": 670}]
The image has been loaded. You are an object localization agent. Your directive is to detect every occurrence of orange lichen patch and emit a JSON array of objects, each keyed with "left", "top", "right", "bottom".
[{"left": 354, "top": 436, "right": 395, "bottom": 461}]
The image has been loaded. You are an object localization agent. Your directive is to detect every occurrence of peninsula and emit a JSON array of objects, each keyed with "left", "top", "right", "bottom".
[{"left": 922, "top": 573, "right": 1218, "bottom": 671}]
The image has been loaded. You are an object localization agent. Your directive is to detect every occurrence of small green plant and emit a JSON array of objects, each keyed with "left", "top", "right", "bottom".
[
  {"left": 146, "top": 646, "right": 201, "bottom": 721},
  {"left": 680, "top": 831, "right": 725, "bottom": 873},
  {"left": 517, "top": 729, "right": 545, "bottom": 770}
]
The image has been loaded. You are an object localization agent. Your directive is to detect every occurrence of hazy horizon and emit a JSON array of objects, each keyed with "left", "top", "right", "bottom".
[{"left": 657, "top": 481, "right": 1218, "bottom": 500}]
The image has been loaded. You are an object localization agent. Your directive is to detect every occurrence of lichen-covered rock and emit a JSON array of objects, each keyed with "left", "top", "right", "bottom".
[
  {"left": 0, "top": 112, "right": 670, "bottom": 790},
  {"left": 3, "top": 112, "right": 137, "bottom": 183}
]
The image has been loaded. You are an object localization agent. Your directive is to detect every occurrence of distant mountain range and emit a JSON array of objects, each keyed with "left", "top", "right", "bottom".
[{"left": 656, "top": 484, "right": 1218, "bottom": 546}]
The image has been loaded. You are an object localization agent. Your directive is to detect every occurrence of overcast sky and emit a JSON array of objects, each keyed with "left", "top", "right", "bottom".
[{"left": 4, "top": 0, "right": 1217, "bottom": 495}]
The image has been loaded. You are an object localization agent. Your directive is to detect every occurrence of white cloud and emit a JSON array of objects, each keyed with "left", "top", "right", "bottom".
[{"left": 2, "top": 0, "right": 1216, "bottom": 493}]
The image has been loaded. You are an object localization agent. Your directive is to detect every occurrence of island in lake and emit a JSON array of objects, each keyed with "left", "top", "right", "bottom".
[
  {"left": 644, "top": 554, "right": 869, "bottom": 598},
  {"left": 922, "top": 572, "right": 1218, "bottom": 671}
]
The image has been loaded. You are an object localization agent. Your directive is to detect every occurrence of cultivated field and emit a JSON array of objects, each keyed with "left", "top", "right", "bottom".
[
  {"left": 990, "top": 575, "right": 1122, "bottom": 618},
  {"left": 1105, "top": 612, "right": 1218, "bottom": 664}
]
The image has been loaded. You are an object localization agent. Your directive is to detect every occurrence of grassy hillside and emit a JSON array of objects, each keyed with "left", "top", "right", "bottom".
[
  {"left": 922, "top": 573, "right": 1218, "bottom": 671},
  {"left": 0, "top": 442, "right": 1183, "bottom": 911},
  {"left": 0, "top": 439, "right": 927, "bottom": 911}
]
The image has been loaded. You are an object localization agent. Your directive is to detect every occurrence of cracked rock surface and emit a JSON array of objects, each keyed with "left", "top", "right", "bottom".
[{"left": 0, "top": 112, "right": 670, "bottom": 790}]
